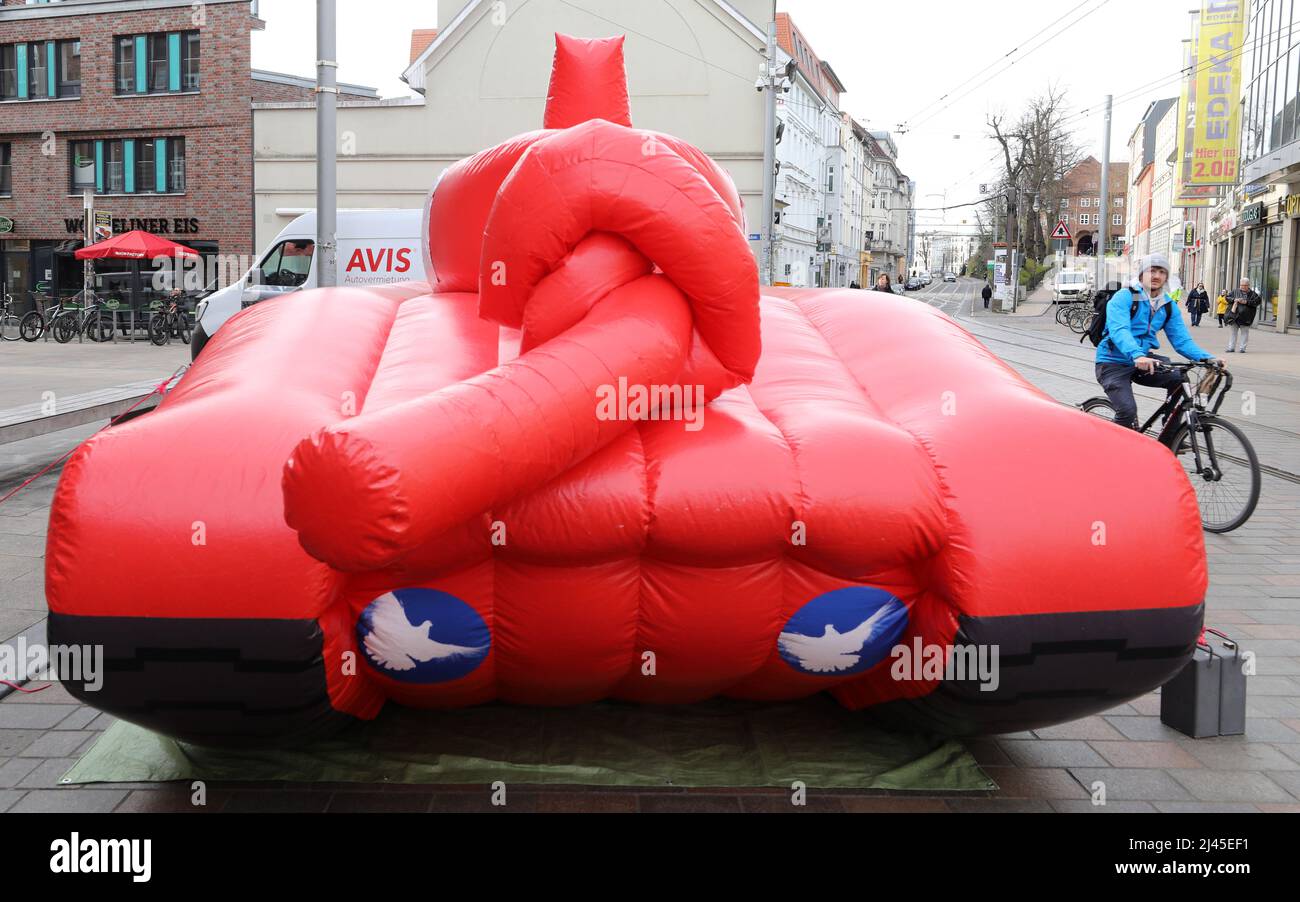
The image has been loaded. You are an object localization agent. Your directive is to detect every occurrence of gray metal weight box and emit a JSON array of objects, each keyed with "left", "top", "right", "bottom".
[{"left": 1160, "top": 632, "right": 1247, "bottom": 739}]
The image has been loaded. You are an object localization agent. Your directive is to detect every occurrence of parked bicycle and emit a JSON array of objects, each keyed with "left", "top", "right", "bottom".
[
  {"left": 1079, "top": 361, "right": 1260, "bottom": 533},
  {"left": 1054, "top": 301, "right": 1092, "bottom": 333},
  {"left": 148, "top": 295, "right": 191, "bottom": 346},
  {"left": 49, "top": 290, "right": 116, "bottom": 343},
  {"left": 0, "top": 292, "right": 22, "bottom": 341},
  {"left": 17, "top": 291, "right": 49, "bottom": 341}
]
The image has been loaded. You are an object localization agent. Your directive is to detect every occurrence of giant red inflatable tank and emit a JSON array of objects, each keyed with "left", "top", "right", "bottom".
[{"left": 45, "top": 35, "right": 1206, "bottom": 746}]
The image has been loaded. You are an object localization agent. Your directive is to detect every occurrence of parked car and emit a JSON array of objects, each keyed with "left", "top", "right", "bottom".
[
  {"left": 1053, "top": 269, "right": 1093, "bottom": 302},
  {"left": 191, "top": 209, "right": 426, "bottom": 360},
  {"left": 943, "top": 273, "right": 957, "bottom": 282},
  {"left": 904, "top": 277, "right": 923, "bottom": 291}
]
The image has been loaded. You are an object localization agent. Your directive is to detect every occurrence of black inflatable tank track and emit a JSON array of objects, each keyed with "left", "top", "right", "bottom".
[
  {"left": 868, "top": 603, "right": 1205, "bottom": 736},
  {"left": 49, "top": 602, "right": 1204, "bottom": 746},
  {"left": 47, "top": 612, "right": 357, "bottom": 748}
]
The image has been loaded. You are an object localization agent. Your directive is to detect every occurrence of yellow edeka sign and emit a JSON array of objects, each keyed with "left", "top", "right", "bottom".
[
  {"left": 1189, "top": 0, "right": 1247, "bottom": 187},
  {"left": 1175, "top": 39, "right": 1216, "bottom": 206}
]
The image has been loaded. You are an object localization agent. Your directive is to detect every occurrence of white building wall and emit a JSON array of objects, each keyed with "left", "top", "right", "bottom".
[
  {"left": 1149, "top": 104, "right": 1178, "bottom": 275},
  {"left": 255, "top": 0, "right": 769, "bottom": 251}
]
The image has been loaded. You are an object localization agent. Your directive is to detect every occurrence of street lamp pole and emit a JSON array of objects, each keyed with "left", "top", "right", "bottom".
[
  {"left": 760, "top": 21, "right": 777, "bottom": 287},
  {"left": 1097, "top": 94, "right": 1113, "bottom": 290},
  {"left": 316, "top": 0, "right": 338, "bottom": 288}
]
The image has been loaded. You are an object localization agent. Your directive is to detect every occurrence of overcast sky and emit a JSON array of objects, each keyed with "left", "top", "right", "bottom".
[{"left": 250, "top": 0, "right": 1217, "bottom": 233}]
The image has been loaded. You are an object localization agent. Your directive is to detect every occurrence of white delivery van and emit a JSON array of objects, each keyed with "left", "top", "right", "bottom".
[
  {"left": 191, "top": 209, "right": 425, "bottom": 359},
  {"left": 1052, "top": 269, "right": 1094, "bottom": 302}
]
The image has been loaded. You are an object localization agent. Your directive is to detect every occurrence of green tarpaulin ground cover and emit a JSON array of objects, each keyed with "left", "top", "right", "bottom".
[{"left": 63, "top": 696, "right": 994, "bottom": 791}]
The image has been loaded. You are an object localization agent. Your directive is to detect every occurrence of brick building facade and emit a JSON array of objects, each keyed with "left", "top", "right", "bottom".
[
  {"left": 0, "top": 0, "right": 262, "bottom": 308},
  {"left": 1055, "top": 157, "right": 1129, "bottom": 257}
]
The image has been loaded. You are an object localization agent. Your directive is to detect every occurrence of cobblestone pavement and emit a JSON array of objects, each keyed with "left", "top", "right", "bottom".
[{"left": 2, "top": 300, "right": 1299, "bottom": 813}]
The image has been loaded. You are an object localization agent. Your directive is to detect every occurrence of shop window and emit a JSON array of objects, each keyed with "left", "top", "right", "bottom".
[
  {"left": 69, "top": 140, "right": 94, "bottom": 192},
  {"left": 105, "top": 141, "right": 125, "bottom": 193},
  {"left": 115, "top": 37, "right": 134, "bottom": 94},
  {"left": 115, "top": 31, "right": 199, "bottom": 95},
  {"left": 87, "top": 137, "right": 185, "bottom": 194},
  {"left": 134, "top": 139, "right": 155, "bottom": 193},
  {"left": 0, "top": 39, "right": 80, "bottom": 100},
  {"left": 168, "top": 138, "right": 186, "bottom": 192},
  {"left": 148, "top": 34, "right": 168, "bottom": 93},
  {"left": 26, "top": 41, "right": 46, "bottom": 99},
  {"left": 0, "top": 46, "right": 14, "bottom": 100},
  {"left": 57, "top": 40, "right": 79, "bottom": 97},
  {"left": 182, "top": 32, "right": 200, "bottom": 91}
]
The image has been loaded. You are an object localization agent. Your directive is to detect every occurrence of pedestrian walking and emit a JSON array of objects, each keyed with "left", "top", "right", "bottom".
[
  {"left": 1185, "top": 282, "right": 1209, "bottom": 327},
  {"left": 874, "top": 274, "right": 894, "bottom": 294},
  {"left": 1215, "top": 289, "right": 1229, "bottom": 327},
  {"left": 981, "top": 281, "right": 992, "bottom": 309},
  {"left": 1225, "top": 277, "right": 1262, "bottom": 354}
]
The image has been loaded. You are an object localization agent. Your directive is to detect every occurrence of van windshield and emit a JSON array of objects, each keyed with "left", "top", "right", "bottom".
[
  {"left": 256, "top": 239, "right": 315, "bottom": 288},
  {"left": 1058, "top": 273, "right": 1087, "bottom": 284}
]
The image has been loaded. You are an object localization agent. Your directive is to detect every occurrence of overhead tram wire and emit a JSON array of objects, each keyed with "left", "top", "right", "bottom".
[
  {"left": 1050, "top": 28, "right": 1299, "bottom": 135},
  {"left": 917, "top": 23, "right": 1297, "bottom": 206},
  {"left": 913, "top": 20, "right": 1295, "bottom": 143},
  {"left": 903, "top": 0, "right": 1115, "bottom": 134},
  {"left": 896, "top": 0, "right": 1096, "bottom": 130}
]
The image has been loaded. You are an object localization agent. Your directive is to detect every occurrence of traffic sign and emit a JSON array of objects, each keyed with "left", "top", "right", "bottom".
[{"left": 1050, "top": 220, "right": 1072, "bottom": 240}]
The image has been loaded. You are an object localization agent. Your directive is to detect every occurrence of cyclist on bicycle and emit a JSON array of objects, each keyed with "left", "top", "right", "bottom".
[{"left": 1095, "top": 253, "right": 1223, "bottom": 431}]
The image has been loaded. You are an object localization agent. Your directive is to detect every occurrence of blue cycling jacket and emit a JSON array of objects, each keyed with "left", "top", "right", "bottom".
[{"left": 1095, "top": 284, "right": 1212, "bottom": 366}]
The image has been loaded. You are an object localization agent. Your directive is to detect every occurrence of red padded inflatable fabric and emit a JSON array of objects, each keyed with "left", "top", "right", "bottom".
[
  {"left": 543, "top": 33, "right": 632, "bottom": 129},
  {"left": 43, "top": 33, "right": 1207, "bottom": 747}
]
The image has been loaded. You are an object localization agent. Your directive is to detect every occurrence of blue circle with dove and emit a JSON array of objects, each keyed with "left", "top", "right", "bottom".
[
  {"left": 778, "top": 586, "right": 908, "bottom": 677},
  {"left": 357, "top": 588, "right": 491, "bottom": 683}
]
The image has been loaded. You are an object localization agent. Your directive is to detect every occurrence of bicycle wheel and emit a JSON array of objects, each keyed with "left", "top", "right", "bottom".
[
  {"left": 86, "top": 314, "right": 114, "bottom": 342},
  {"left": 1170, "top": 415, "right": 1261, "bottom": 533},
  {"left": 1069, "top": 307, "right": 1093, "bottom": 333},
  {"left": 0, "top": 314, "right": 19, "bottom": 341},
  {"left": 1055, "top": 304, "right": 1070, "bottom": 325},
  {"left": 52, "top": 313, "right": 76, "bottom": 344},
  {"left": 177, "top": 312, "right": 191, "bottom": 344},
  {"left": 148, "top": 314, "right": 169, "bottom": 346},
  {"left": 1080, "top": 397, "right": 1115, "bottom": 420},
  {"left": 19, "top": 311, "right": 44, "bottom": 341}
]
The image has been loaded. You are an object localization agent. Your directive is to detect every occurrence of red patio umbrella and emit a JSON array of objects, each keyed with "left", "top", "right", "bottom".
[{"left": 74, "top": 229, "right": 200, "bottom": 260}]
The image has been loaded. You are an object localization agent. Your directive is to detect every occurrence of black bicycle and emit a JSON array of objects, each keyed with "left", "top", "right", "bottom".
[
  {"left": 0, "top": 292, "right": 21, "bottom": 341},
  {"left": 49, "top": 290, "right": 115, "bottom": 343},
  {"left": 148, "top": 296, "right": 191, "bottom": 346},
  {"left": 1079, "top": 361, "right": 1260, "bottom": 533}
]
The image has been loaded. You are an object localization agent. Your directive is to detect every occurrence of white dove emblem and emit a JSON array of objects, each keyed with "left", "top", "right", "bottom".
[
  {"left": 778, "top": 602, "right": 898, "bottom": 674},
  {"left": 363, "top": 592, "right": 488, "bottom": 672}
]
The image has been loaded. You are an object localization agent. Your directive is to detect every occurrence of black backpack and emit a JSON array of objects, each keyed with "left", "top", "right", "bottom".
[{"left": 1082, "top": 283, "right": 1137, "bottom": 347}]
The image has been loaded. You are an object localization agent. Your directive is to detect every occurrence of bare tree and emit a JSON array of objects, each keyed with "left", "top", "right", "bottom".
[
  {"left": 988, "top": 87, "right": 1084, "bottom": 274},
  {"left": 1021, "top": 86, "right": 1084, "bottom": 262}
]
